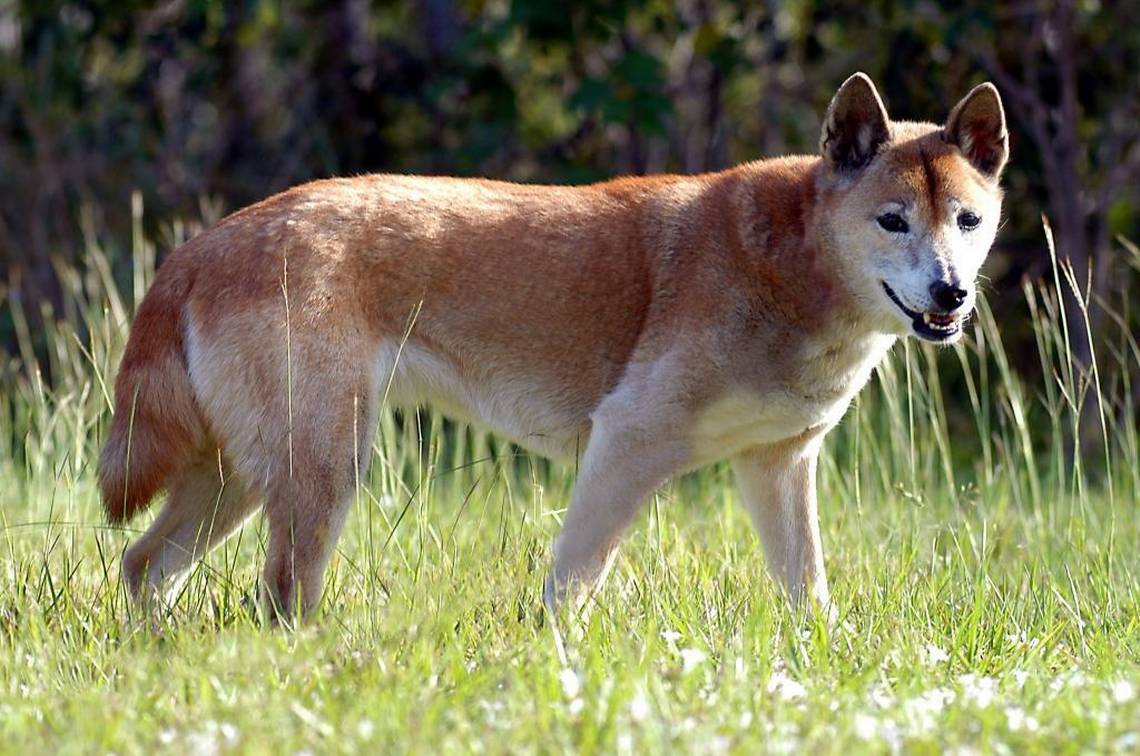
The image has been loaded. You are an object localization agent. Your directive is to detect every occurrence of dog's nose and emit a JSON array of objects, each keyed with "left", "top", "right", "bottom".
[{"left": 930, "top": 280, "right": 968, "bottom": 311}]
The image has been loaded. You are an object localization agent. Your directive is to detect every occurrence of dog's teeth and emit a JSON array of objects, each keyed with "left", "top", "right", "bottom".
[{"left": 923, "top": 313, "right": 931, "bottom": 324}]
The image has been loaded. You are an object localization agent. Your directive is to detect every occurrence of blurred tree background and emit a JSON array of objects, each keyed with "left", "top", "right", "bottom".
[{"left": 0, "top": 0, "right": 1138, "bottom": 438}]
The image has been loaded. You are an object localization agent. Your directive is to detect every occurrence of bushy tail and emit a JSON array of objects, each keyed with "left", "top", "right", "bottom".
[{"left": 100, "top": 268, "right": 204, "bottom": 523}]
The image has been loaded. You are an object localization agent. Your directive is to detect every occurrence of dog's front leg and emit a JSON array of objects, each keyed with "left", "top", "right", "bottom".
[
  {"left": 544, "top": 406, "right": 687, "bottom": 612},
  {"left": 731, "top": 439, "right": 830, "bottom": 610}
]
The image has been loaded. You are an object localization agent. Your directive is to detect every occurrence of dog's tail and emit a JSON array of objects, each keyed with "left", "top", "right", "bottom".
[{"left": 99, "top": 264, "right": 205, "bottom": 523}]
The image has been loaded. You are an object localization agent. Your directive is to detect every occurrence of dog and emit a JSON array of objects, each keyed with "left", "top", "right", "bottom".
[{"left": 99, "top": 72, "right": 1007, "bottom": 619}]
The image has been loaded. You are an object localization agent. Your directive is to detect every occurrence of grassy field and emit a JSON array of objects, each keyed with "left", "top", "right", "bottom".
[{"left": 1, "top": 226, "right": 1138, "bottom": 753}]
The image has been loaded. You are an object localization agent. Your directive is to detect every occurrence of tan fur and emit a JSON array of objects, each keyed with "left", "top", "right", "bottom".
[{"left": 99, "top": 73, "right": 1008, "bottom": 619}]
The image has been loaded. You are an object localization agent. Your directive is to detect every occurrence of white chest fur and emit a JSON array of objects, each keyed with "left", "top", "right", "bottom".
[{"left": 690, "top": 332, "right": 895, "bottom": 464}]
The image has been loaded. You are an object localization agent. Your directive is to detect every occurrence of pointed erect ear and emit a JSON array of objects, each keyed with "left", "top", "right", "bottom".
[
  {"left": 820, "top": 72, "right": 891, "bottom": 172},
  {"left": 944, "top": 82, "right": 1009, "bottom": 179}
]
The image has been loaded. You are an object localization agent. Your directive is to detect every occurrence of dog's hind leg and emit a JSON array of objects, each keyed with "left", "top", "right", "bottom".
[
  {"left": 122, "top": 448, "right": 259, "bottom": 605},
  {"left": 257, "top": 353, "right": 380, "bottom": 623}
]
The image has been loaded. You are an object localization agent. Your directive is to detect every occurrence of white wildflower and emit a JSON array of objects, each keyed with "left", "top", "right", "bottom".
[
  {"left": 1005, "top": 631, "right": 1026, "bottom": 645},
  {"left": 698, "top": 684, "right": 719, "bottom": 706},
  {"left": 568, "top": 698, "right": 585, "bottom": 716},
  {"left": 767, "top": 671, "right": 807, "bottom": 701},
  {"left": 739, "top": 711, "right": 753, "bottom": 728},
  {"left": 867, "top": 683, "right": 895, "bottom": 709},
  {"left": 1111, "top": 680, "right": 1136, "bottom": 704},
  {"left": 661, "top": 629, "right": 682, "bottom": 644},
  {"left": 902, "top": 688, "right": 955, "bottom": 734},
  {"left": 880, "top": 719, "right": 903, "bottom": 753},
  {"left": 853, "top": 712, "right": 879, "bottom": 740},
  {"left": 477, "top": 698, "right": 508, "bottom": 730},
  {"left": 628, "top": 691, "right": 651, "bottom": 722},
  {"left": 921, "top": 644, "right": 950, "bottom": 666},
  {"left": 958, "top": 674, "right": 999, "bottom": 709},
  {"left": 679, "top": 648, "right": 707, "bottom": 673},
  {"left": 559, "top": 668, "right": 581, "bottom": 699},
  {"left": 1007, "top": 631, "right": 1041, "bottom": 651},
  {"left": 766, "top": 729, "right": 802, "bottom": 756},
  {"left": 218, "top": 723, "right": 238, "bottom": 745},
  {"left": 356, "top": 719, "right": 375, "bottom": 739},
  {"left": 185, "top": 730, "right": 220, "bottom": 756},
  {"left": 1049, "top": 669, "right": 1088, "bottom": 694},
  {"left": 1005, "top": 706, "right": 1039, "bottom": 733}
]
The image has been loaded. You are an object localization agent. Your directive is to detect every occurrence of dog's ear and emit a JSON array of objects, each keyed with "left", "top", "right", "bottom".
[
  {"left": 820, "top": 72, "right": 891, "bottom": 172},
  {"left": 944, "top": 83, "right": 1009, "bottom": 179}
]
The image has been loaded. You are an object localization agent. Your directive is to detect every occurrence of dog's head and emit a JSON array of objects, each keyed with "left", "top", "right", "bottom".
[{"left": 817, "top": 73, "right": 1008, "bottom": 344}]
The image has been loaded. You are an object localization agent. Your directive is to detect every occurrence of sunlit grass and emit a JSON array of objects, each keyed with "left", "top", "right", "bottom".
[{"left": 0, "top": 214, "right": 1137, "bottom": 752}]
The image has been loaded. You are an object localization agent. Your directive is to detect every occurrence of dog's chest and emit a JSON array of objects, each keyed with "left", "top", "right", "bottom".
[
  {"left": 690, "top": 388, "right": 846, "bottom": 464},
  {"left": 690, "top": 332, "right": 894, "bottom": 463}
]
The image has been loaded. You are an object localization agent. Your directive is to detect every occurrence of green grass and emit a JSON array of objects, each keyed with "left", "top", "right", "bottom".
[{"left": 0, "top": 219, "right": 1138, "bottom": 753}]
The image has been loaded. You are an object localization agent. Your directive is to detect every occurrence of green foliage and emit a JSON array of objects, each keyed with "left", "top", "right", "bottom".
[{"left": 2, "top": 2, "right": 1135, "bottom": 274}]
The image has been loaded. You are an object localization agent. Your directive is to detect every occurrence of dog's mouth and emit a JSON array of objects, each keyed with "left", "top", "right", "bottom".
[{"left": 881, "top": 282, "right": 962, "bottom": 342}]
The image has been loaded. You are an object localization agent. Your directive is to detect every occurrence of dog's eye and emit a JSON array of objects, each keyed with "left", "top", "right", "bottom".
[
  {"left": 958, "top": 211, "right": 981, "bottom": 231},
  {"left": 877, "top": 213, "right": 909, "bottom": 234}
]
